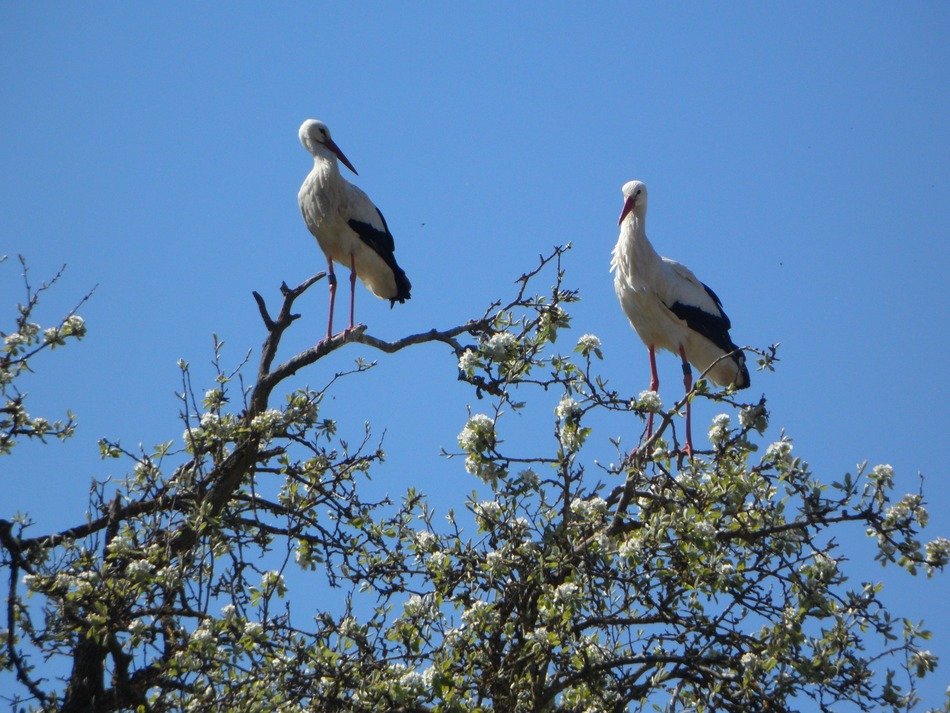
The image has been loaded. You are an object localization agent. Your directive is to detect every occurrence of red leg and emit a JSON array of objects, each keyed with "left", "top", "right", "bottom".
[
  {"left": 346, "top": 254, "right": 357, "bottom": 333},
  {"left": 678, "top": 345, "right": 693, "bottom": 459},
  {"left": 325, "top": 258, "right": 337, "bottom": 342},
  {"left": 647, "top": 345, "right": 659, "bottom": 437}
]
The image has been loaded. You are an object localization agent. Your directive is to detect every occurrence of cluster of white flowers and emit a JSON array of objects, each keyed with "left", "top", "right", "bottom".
[
  {"left": 393, "top": 664, "right": 432, "bottom": 694},
  {"left": 242, "top": 620, "right": 265, "bottom": 642},
  {"left": 473, "top": 499, "right": 503, "bottom": 528},
  {"left": 260, "top": 570, "right": 286, "bottom": 596},
  {"left": 552, "top": 581, "right": 580, "bottom": 605},
  {"left": 691, "top": 520, "right": 717, "bottom": 541},
  {"left": 635, "top": 390, "right": 662, "bottom": 412},
  {"left": 3, "top": 331, "right": 28, "bottom": 354},
  {"left": 457, "top": 414, "right": 495, "bottom": 454},
  {"left": 250, "top": 409, "right": 285, "bottom": 438},
  {"left": 524, "top": 626, "right": 550, "bottom": 649},
  {"left": 884, "top": 493, "right": 928, "bottom": 527},
  {"left": 402, "top": 592, "right": 437, "bottom": 619},
  {"left": 482, "top": 331, "right": 518, "bottom": 360},
  {"left": 337, "top": 616, "right": 359, "bottom": 639},
  {"left": 708, "top": 413, "right": 731, "bottom": 444},
  {"left": 461, "top": 599, "right": 493, "bottom": 626},
  {"left": 926, "top": 537, "right": 950, "bottom": 571},
  {"left": 618, "top": 533, "right": 644, "bottom": 561},
  {"left": 484, "top": 549, "right": 506, "bottom": 576},
  {"left": 517, "top": 468, "right": 540, "bottom": 488},
  {"left": 570, "top": 497, "right": 607, "bottom": 523},
  {"left": 62, "top": 315, "right": 86, "bottom": 337},
  {"left": 203, "top": 388, "right": 225, "bottom": 409},
  {"left": 414, "top": 530, "right": 438, "bottom": 552},
  {"left": 427, "top": 550, "right": 449, "bottom": 573},
  {"left": 457, "top": 348, "right": 481, "bottom": 374},
  {"left": 555, "top": 394, "right": 581, "bottom": 421},
  {"left": 575, "top": 333, "right": 602, "bottom": 357},
  {"left": 739, "top": 403, "right": 768, "bottom": 433},
  {"left": 798, "top": 552, "right": 838, "bottom": 586},
  {"left": 189, "top": 625, "right": 215, "bottom": 650},
  {"left": 764, "top": 438, "right": 794, "bottom": 465},
  {"left": 868, "top": 463, "right": 895, "bottom": 489},
  {"left": 107, "top": 531, "right": 137, "bottom": 558},
  {"left": 125, "top": 558, "right": 155, "bottom": 583},
  {"left": 740, "top": 651, "right": 761, "bottom": 669}
]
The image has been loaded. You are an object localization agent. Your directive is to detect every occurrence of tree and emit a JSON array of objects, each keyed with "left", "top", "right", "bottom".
[{"left": 1, "top": 247, "right": 947, "bottom": 712}]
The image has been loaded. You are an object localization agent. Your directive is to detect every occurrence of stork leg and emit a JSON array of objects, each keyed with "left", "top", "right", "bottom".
[
  {"left": 678, "top": 345, "right": 693, "bottom": 459},
  {"left": 346, "top": 253, "right": 357, "bottom": 334},
  {"left": 646, "top": 345, "right": 659, "bottom": 437},
  {"left": 324, "top": 259, "right": 338, "bottom": 342}
]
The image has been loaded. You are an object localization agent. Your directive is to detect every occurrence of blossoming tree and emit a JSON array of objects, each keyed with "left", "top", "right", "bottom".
[{"left": 1, "top": 248, "right": 947, "bottom": 712}]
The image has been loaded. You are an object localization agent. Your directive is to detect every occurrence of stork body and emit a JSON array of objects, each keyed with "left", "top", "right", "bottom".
[
  {"left": 611, "top": 180, "right": 749, "bottom": 456},
  {"left": 298, "top": 119, "right": 411, "bottom": 341}
]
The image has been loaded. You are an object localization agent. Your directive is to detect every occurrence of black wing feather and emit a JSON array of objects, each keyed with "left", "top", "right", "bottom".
[
  {"left": 347, "top": 214, "right": 412, "bottom": 305},
  {"left": 666, "top": 299, "right": 750, "bottom": 389}
]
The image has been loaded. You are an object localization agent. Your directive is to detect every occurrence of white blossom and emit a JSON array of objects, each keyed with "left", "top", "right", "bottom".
[
  {"left": 458, "top": 414, "right": 495, "bottom": 453},
  {"left": 740, "top": 651, "right": 760, "bottom": 669},
  {"left": 764, "top": 438, "right": 794, "bottom": 465},
  {"left": 63, "top": 315, "right": 86, "bottom": 337},
  {"left": 260, "top": 570, "right": 285, "bottom": 595},
  {"left": 243, "top": 620, "right": 264, "bottom": 640},
  {"left": 708, "top": 413, "right": 731, "bottom": 444},
  {"left": 473, "top": 499, "right": 502, "bottom": 527},
  {"left": 461, "top": 599, "right": 493, "bottom": 626},
  {"left": 692, "top": 521, "right": 716, "bottom": 540},
  {"left": 575, "top": 333, "right": 602, "bottom": 357},
  {"left": 250, "top": 409, "right": 284, "bottom": 437},
  {"left": 619, "top": 534, "right": 643, "bottom": 560},
  {"left": 635, "top": 390, "right": 662, "bottom": 412},
  {"left": 190, "top": 627, "right": 215, "bottom": 647},
  {"left": 414, "top": 530, "right": 438, "bottom": 552},
  {"left": 553, "top": 582, "right": 580, "bottom": 604},
  {"left": 868, "top": 463, "right": 895, "bottom": 488},
  {"left": 483, "top": 331, "right": 517, "bottom": 360},
  {"left": 125, "top": 559, "right": 155, "bottom": 582},
  {"left": 3, "top": 332, "right": 26, "bottom": 352},
  {"left": 555, "top": 394, "right": 581, "bottom": 421},
  {"left": 926, "top": 537, "right": 950, "bottom": 571},
  {"left": 403, "top": 593, "right": 436, "bottom": 618},
  {"left": 570, "top": 497, "right": 607, "bottom": 522},
  {"left": 458, "top": 348, "right": 480, "bottom": 373}
]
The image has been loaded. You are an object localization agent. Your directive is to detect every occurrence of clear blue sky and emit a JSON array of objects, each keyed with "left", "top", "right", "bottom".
[{"left": 2, "top": 4, "right": 948, "bottom": 706}]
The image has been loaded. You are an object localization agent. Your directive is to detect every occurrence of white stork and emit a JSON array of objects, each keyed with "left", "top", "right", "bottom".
[
  {"left": 298, "top": 119, "right": 411, "bottom": 341},
  {"left": 611, "top": 179, "right": 749, "bottom": 457}
]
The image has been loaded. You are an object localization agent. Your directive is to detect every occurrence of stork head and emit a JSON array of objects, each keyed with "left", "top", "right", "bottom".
[
  {"left": 298, "top": 119, "right": 358, "bottom": 175},
  {"left": 619, "top": 180, "right": 648, "bottom": 225}
]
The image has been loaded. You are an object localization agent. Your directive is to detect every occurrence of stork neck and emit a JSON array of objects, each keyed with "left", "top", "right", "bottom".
[
  {"left": 311, "top": 145, "right": 342, "bottom": 176},
  {"left": 627, "top": 216, "right": 659, "bottom": 256}
]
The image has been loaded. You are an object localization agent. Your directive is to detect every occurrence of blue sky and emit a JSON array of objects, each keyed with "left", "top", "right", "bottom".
[{"left": 2, "top": 3, "right": 948, "bottom": 706}]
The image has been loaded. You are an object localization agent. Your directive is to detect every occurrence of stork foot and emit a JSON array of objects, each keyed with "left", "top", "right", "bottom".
[{"left": 676, "top": 443, "right": 694, "bottom": 469}]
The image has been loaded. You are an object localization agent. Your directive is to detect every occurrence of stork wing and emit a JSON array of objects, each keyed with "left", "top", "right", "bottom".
[
  {"left": 660, "top": 258, "right": 737, "bottom": 355},
  {"left": 343, "top": 183, "right": 411, "bottom": 304}
]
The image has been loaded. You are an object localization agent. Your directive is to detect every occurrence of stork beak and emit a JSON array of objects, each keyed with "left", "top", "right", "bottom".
[
  {"left": 326, "top": 138, "right": 358, "bottom": 175},
  {"left": 618, "top": 195, "right": 635, "bottom": 225}
]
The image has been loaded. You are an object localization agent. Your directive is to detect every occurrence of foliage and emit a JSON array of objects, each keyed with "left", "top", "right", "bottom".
[{"left": 1, "top": 249, "right": 947, "bottom": 712}]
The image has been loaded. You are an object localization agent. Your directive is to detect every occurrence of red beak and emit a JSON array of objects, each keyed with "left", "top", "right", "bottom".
[
  {"left": 618, "top": 195, "right": 635, "bottom": 225},
  {"left": 326, "top": 138, "right": 358, "bottom": 175}
]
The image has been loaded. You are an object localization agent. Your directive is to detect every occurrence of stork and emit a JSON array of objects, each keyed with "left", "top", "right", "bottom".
[
  {"left": 611, "top": 180, "right": 749, "bottom": 457},
  {"left": 298, "top": 119, "right": 411, "bottom": 341}
]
